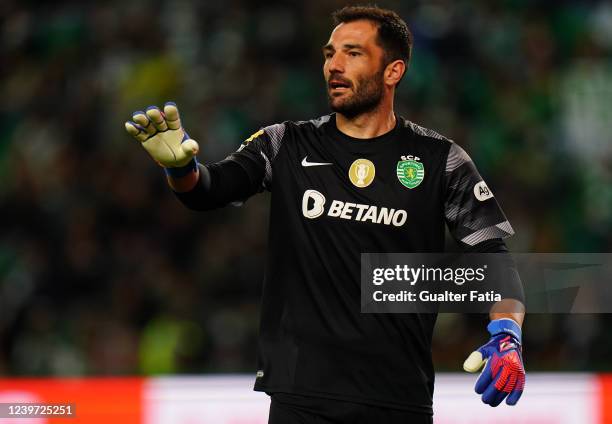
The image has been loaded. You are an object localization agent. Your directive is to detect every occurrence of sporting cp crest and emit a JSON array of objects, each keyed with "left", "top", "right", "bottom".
[{"left": 396, "top": 155, "right": 424, "bottom": 189}]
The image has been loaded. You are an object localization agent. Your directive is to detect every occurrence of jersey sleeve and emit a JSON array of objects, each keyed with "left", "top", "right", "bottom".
[
  {"left": 444, "top": 143, "right": 514, "bottom": 246},
  {"left": 226, "top": 122, "right": 287, "bottom": 192},
  {"left": 172, "top": 123, "right": 286, "bottom": 211}
]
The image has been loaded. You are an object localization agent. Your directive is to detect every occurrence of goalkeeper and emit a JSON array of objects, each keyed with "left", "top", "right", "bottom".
[{"left": 126, "top": 6, "right": 525, "bottom": 423}]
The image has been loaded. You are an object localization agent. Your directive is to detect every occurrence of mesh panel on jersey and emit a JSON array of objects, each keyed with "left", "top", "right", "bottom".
[
  {"left": 446, "top": 143, "right": 472, "bottom": 172},
  {"left": 265, "top": 123, "right": 286, "bottom": 159},
  {"left": 461, "top": 221, "right": 515, "bottom": 246},
  {"left": 404, "top": 120, "right": 449, "bottom": 142},
  {"left": 262, "top": 123, "right": 286, "bottom": 187}
]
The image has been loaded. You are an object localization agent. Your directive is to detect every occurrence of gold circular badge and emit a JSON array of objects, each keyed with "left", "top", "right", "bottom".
[{"left": 349, "top": 158, "right": 375, "bottom": 188}]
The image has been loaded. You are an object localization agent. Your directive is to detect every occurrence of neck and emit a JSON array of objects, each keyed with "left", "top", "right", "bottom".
[{"left": 335, "top": 101, "right": 396, "bottom": 139}]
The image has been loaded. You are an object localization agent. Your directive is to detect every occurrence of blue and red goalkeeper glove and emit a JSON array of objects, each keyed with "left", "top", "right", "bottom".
[{"left": 463, "top": 318, "right": 525, "bottom": 406}]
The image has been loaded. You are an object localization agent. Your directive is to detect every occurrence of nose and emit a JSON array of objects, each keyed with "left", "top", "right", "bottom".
[{"left": 328, "top": 52, "right": 345, "bottom": 74}]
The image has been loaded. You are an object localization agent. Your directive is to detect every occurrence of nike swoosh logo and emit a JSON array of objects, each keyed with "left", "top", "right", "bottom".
[{"left": 302, "top": 156, "right": 333, "bottom": 167}]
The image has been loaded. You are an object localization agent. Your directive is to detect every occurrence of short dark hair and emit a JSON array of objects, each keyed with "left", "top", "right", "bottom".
[{"left": 332, "top": 5, "right": 413, "bottom": 76}]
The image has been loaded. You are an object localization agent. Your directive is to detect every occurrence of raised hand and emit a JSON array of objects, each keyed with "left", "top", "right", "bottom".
[{"left": 125, "top": 102, "right": 199, "bottom": 169}]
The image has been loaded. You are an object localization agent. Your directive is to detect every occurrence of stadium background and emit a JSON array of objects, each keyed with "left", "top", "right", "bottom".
[{"left": 1, "top": 0, "right": 611, "bottom": 421}]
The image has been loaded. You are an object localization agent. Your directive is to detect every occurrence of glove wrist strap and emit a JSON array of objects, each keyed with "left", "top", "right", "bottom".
[
  {"left": 164, "top": 157, "right": 198, "bottom": 178},
  {"left": 487, "top": 318, "right": 522, "bottom": 343}
]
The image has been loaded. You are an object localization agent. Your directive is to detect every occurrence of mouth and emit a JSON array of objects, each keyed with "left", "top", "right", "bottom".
[{"left": 328, "top": 80, "right": 351, "bottom": 94}]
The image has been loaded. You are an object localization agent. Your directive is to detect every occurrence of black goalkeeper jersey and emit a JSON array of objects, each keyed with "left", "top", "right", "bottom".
[{"left": 175, "top": 113, "right": 514, "bottom": 414}]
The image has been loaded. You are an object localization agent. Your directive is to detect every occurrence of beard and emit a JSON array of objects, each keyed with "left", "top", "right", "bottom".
[{"left": 327, "top": 69, "right": 385, "bottom": 119}]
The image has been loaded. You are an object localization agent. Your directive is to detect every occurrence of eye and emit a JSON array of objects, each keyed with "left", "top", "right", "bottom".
[
  {"left": 348, "top": 51, "right": 361, "bottom": 57},
  {"left": 324, "top": 52, "right": 333, "bottom": 59}
]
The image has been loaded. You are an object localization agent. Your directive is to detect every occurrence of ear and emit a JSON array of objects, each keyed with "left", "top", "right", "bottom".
[{"left": 384, "top": 60, "right": 406, "bottom": 87}]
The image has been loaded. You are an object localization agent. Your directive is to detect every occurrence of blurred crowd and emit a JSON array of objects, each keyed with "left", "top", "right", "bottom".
[{"left": 1, "top": 0, "right": 611, "bottom": 376}]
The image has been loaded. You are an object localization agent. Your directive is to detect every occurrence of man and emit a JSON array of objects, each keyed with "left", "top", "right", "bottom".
[{"left": 125, "top": 6, "right": 525, "bottom": 423}]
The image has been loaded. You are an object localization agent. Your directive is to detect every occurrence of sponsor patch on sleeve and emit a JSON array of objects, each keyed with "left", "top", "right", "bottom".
[{"left": 474, "top": 181, "right": 494, "bottom": 201}]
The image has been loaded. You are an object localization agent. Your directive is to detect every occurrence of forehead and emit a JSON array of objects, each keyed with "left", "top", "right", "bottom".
[{"left": 327, "top": 20, "right": 379, "bottom": 48}]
